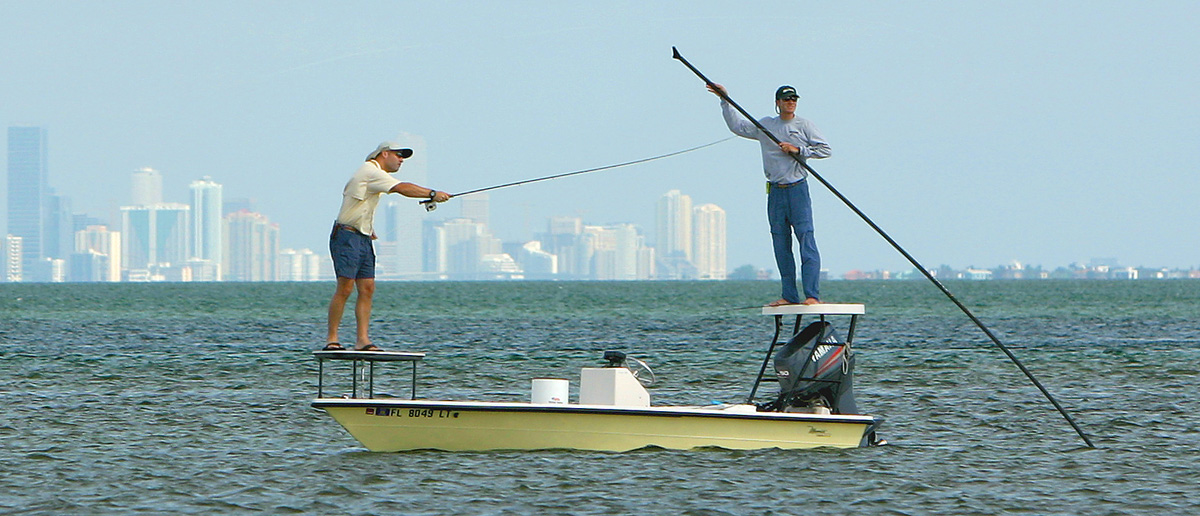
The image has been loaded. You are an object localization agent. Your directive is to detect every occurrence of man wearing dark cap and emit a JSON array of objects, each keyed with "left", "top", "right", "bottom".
[
  {"left": 708, "top": 83, "right": 831, "bottom": 306},
  {"left": 324, "top": 141, "right": 451, "bottom": 351}
]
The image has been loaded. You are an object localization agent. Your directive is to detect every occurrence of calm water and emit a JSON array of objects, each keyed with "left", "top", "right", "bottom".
[{"left": 2, "top": 280, "right": 1198, "bottom": 515}]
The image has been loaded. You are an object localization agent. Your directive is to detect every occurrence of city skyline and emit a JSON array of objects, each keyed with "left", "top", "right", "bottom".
[
  {"left": 3, "top": 123, "right": 1194, "bottom": 283},
  {"left": 2, "top": 4, "right": 1197, "bottom": 277},
  {"left": 4, "top": 131, "right": 736, "bottom": 282},
  {"left": 7, "top": 134, "right": 1194, "bottom": 284}
]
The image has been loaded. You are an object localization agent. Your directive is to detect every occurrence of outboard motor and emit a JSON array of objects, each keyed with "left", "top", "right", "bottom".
[{"left": 769, "top": 321, "right": 859, "bottom": 415}]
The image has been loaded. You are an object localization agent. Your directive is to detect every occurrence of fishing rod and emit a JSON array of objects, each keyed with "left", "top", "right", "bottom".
[
  {"left": 672, "top": 46, "right": 1095, "bottom": 448},
  {"left": 419, "top": 137, "right": 733, "bottom": 211}
]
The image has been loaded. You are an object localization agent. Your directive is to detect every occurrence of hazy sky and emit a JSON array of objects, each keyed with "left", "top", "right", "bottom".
[{"left": 3, "top": 1, "right": 1198, "bottom": 275}]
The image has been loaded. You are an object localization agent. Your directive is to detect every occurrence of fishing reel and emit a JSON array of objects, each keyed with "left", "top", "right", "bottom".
[{"left": 420, "top": 200, "right": 437, "bottom": 212}]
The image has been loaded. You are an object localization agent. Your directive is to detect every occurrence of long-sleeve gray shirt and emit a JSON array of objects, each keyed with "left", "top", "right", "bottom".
[{"left": 720, "top": 100, "right": 831, "bottom": 184}]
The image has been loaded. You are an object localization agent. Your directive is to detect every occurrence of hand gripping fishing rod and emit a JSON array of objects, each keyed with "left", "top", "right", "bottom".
[
  {"left": 672, "top": 46, "right": 1095, "bottom": 448},
  {"left": 418, "top": 137, "right": 732, "bottom": 211}
]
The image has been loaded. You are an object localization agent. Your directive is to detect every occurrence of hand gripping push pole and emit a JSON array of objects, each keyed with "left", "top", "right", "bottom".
[{"left": 672, "top": 46, "right": 1094, "bottom": 448}]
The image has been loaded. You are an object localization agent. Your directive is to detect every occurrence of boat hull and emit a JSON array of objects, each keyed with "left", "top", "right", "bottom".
[{"left": 313, "top": 399, "right": 880, "bottom": 452}]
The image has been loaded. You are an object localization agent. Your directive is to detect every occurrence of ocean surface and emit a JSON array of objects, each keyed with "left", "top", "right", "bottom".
[{"left": 2, "top": 280, "right": 1198, "bottom": 515}]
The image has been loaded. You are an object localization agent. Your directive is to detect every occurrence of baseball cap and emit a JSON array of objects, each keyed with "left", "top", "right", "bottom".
[
  {"left": 367, "top": 141, "right": 414, "bottom": 160},
  {"left": 775, "top": 85, "right": 799, "bottom": 100}
]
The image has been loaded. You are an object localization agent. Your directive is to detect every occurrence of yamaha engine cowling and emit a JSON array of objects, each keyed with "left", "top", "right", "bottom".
[{"left": 770, "top": 321, "right": 859, "bottom": 415}]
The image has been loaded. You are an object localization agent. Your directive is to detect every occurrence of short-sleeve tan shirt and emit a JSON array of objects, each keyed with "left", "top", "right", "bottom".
[{"left": 334, "top": 160, "right": 401, "bottom": 235}]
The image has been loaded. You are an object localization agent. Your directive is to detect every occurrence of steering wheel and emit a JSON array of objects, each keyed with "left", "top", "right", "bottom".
[{"left": 624, "top": 356, "right": 656, "bottom": 387}]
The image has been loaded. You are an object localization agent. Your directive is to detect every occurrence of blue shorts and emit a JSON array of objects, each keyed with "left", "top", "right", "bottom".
[{"left": 329, "top": 223, "right": 375, "bottom": 279}]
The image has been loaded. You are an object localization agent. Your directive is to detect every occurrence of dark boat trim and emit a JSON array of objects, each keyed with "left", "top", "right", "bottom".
[{"left": 312, "top": 398, "right": 880, "bottom": 426}]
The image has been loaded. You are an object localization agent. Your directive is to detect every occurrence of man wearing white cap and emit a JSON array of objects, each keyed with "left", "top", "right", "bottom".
[{"left": 324, "top": 141, "right": 450, "bottom": 351}]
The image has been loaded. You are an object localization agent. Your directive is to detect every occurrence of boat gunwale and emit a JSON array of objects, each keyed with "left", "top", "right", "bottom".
[{"left": 311, "top": 398, "right": 880, "bottom": 425}]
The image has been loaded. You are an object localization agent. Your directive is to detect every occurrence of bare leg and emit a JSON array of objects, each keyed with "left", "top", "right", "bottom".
[
  {"left": 326, "top": 276, "right": 356, "bottom": 344},
  {"left": 353, "top": 278, "right": 376, "bottom": 349}
]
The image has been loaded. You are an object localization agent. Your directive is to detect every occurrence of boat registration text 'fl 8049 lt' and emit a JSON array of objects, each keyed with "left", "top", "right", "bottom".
[{"left": 367, "top": 407, "right": 460, "bottom": 419}]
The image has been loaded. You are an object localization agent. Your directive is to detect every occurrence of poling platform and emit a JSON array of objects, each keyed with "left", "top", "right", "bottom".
[
  {"left": 761, "top": 303, "right": 865, "bottom": 316},
  {"left": 313, "top": 350, "right": 425, "bottom": 400}
]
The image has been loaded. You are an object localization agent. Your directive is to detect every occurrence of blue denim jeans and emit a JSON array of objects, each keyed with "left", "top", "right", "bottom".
[{"left": 767, "top": 180, "right": 820, "bottom": 303}]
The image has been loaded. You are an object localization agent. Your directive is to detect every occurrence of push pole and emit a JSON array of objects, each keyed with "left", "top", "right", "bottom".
[{"left": 672, "top": 46, "right": 1094, "bottom": 448}]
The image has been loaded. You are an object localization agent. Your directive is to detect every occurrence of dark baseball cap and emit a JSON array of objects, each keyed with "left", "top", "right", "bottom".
[{"left": 775, "top": 85, "right": 799, "bottom": 100}]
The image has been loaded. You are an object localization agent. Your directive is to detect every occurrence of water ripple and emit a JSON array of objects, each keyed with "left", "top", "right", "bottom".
[{"left": 2, "top": 281, "right": 1199, "bottom": 514}]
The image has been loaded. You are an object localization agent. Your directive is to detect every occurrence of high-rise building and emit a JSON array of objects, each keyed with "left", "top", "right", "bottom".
[
  {"left": 223, "top": 197, "right": 254, "bottom": 215},
  {"left": 185, "top": 258, "right": 220, "bottom": 282},
  {"left": 638, "top": 243, "right": 656, "bottom": 280},
  {"left": 69, "top": 250, "right": 110, "bottom": 283},
  {"left": 582, "top": 224, "right": 651, "bottom": 280},
  {"left": 74, "top": 225, "right": 121, "bottom": 282},
  {"left": 656, "top": 190, "right": 693, "bottom": 279},
  {"left": 120, "top": 203, "right": 190, "bottom": 275},
  {"left": 47, "top": 259, "right": 66, "bottom": 282},
  {"left": 582, "top": 225, "right": 615, "bottom": 280},
  {"left": 278, "top": 248, "right": 321, "bottom": 281},
  {"left": 518, "top": 241, "right": 558, "bottom": 277},
  {"left": 693, "top": 203, "right": 727, "bottom": 280},
  {"left": 131, "top": 168, "right": 163, "bottom": 205},
  {"left": 574, "top": 229, "right": 599, "bottom": 279},
  {"left": 548, "top": 216, "right": 582, "bottom": 235},
  {"left": 7, "top": 126, "right": 48, "bottom": 278},
  {"left": 460, "top": 193, "right": 489, "bottom": 226},
  {"left": 190, "top": 176, "right": 223, "bottom": 279},
  {"left": 376, "top": 196, "right": 424, "bottom": 279},
  {"left": 72, "top": 214, "right": 106, "bottom": 233},
  {"left": 43, "top": 191, "right": 73, "bottom": 261},
  {"left": 613, "top": 224, "right": 641, "bottom": 280},
  {"left": 430, "top": 217, "right": 499, "bottom": 279},
  {"left": 120, "top": 204, "right": 190, "bottom": 277},
  {"left": 223, "top": 210, "right": 279, "bottom": 281},
  {"left": 374, "top": 133, "right": 429, "bottom": 279},
  {"left": 539, "top": 216, "right": 584, "bottom": 278},
  {"left": 3, "top": 235, "right": 22, "bottom": 282}
]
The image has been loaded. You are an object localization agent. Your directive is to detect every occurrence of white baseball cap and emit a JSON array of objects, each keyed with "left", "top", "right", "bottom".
[{"left": 367, "top": 141, "right": 414, "bottom": 160}]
